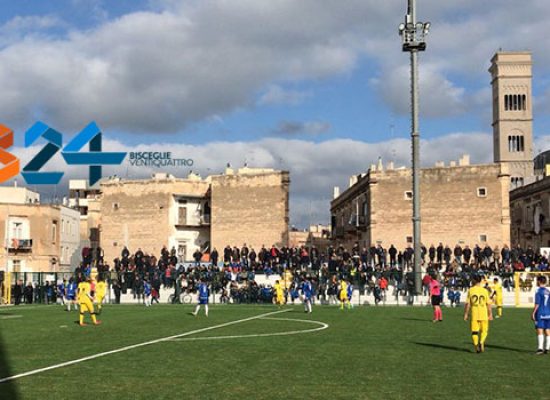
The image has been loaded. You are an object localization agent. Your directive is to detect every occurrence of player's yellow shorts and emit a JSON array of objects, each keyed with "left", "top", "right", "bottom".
[
  {"left": 470, "top": 319, "right": 489, "bottom": 333},
  {"left": 276, "top": 294, "right": 284, "bottom": 304},
  {"left": 96, "top": 295, "right": 105, "bottom": 305},
  {"left": 339, "top": 292, "right": 347, "bottom": 301},
  {"left": 495, "top": 297, "right": 503, "bottom": 307},
  {"left": 80, "top": 299, "right": 94, "bottom": 314}
]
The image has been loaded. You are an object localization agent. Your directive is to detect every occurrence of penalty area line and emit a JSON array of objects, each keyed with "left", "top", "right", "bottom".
[{"left": 0, "top": 308, "right": 290, "bottom": 384}]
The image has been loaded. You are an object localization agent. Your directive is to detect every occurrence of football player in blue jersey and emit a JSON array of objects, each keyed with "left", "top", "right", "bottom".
[
  {"left": 65, "top": 278, "right": 77, "bottom": 311},
  {"left": 347, "top": 279, "right": 354, "bottom": 309},
  {"left": 302, "top": 277, "right": 313, "bottom": 314},
  {"left": 144, "top": 279, "right": 152, "bottom": 307},
  {"left": 532, "top": 275, "right": 550, "bottom": 355},
  {"left": 192, "top": 279, "right": 209, "bottom": 317},
  {"left": 57, "top": 280, "right": 66, "bottom": 306}
]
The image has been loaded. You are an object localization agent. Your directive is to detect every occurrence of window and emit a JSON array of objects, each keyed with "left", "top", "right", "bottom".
[
  {"left": 112, "top": 202, "right": 119, "bottom": 210},
  {"left": 52, "top": 221, "right": 57, "bottom": 243},
  {"left": 404, "top": 191, "right": 413, "bottom": 200},
  {"left": 511, "top": 177, "right": 525, "bottom": 189},
  {"left": 12, "top": 259, "right": 21, "bottom": 272},
  {"left": 504, "top": 94, "right": 527, "bottom": 111},
  {"left": 406, "top": 236, "right": 413, "bottom": 244},
  {"left": 508, "top": 135, "right": 525, "bottom": 152},
  {"left": 477, "top": 187, "right": 487, "bottom": 197},
  {"left": 479, "top": 234, "right": 487, "bottom": 243},
  {"left": 178, "top": 207, "right": 187, "bottom": 225}
]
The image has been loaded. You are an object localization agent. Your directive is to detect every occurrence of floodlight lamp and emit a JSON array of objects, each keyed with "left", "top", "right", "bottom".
[
  {"left": 416, "top": 22, "right": 424, "bottom": 31},
  {"left": 423, "top": 22, "right": 431, "bottom": 34}
]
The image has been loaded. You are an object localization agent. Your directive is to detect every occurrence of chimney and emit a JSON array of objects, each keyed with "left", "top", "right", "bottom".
[
  {"left": 387, "top": 161, "right": 395, "bottom": 170},
  {"left": 459, "top": 154, "right": 470, "bottom": 166},
  {"left": 449, "top": 161, "right": 457, "bottom": 167},
  {"left": 377, "top": 157, "right": 383, "bottom": 172},
  {"left": 349, "top": 175, "right": 358, "bottom": 188},
  {"left": 333, "top": 186, "right": 340, "bottom": 199},
  {"left": 435, "top": 161, "right": 445, "bottom": 168}
]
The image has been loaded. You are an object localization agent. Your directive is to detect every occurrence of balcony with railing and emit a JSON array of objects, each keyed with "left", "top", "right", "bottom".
[{"left": 7, "top": 238, "right": 33, "bottom": 252}]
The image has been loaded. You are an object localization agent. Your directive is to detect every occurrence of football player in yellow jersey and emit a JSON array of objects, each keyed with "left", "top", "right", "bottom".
[
  {"left": 77, "top": 277, "right": 101, "bottom": 326},
  {"left": 273, "top": 280, "right": 285, "bottom": 307},
  {"left": 490, "top": 277, "right": 503, "bottom": 318},
  {"left": 95, "top": 277, "right": 107, "bottom": 314},
  {"left": 464, "top": 275, "right": 493, "bottom": 353},
  {"left": 339, "top": 279, "right": 350, "bottom": 310}
]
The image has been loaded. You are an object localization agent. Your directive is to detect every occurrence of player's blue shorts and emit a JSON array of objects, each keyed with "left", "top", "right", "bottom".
[
  {"left": 535, "top": 318, "right": 550, "bottom": 330},
  {"left": 66, "top": 295, "right": 75, "bottom": 301},
  {"left": 199, "top": 297, "right": 208, "bottom": 305}
]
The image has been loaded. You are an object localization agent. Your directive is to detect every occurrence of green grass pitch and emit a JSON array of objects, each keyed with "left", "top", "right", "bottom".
[{"left": 0, "top": 304, "right": 546, "bottom": 400}]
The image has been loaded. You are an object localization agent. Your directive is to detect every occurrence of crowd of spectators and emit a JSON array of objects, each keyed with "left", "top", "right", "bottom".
[{"left": 9, "top": 241, "right": 549, "bottom": 305}]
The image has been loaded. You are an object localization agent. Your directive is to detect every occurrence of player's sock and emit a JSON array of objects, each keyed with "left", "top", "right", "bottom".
[
  {"left": 79, "top": 313, "right": 84, "bottom": 325},
  {"left": 91, "top": 313, "right": 97, "bottom": 324},
  {"left": 538, "top": 334, "right": 544, "bottom": 350},
  {"left": 497, "top": 307, "right": 502, "bottom": 318},
  {"left": 193, "top": 305, "right": 200, "bottom": 315},
  {"left": 480, "top": 329, "right": 488, "bottom": 346},
  {"left": 433, "top": 309, "right": 437, "bottom": 321},
  {"left": 308, "top": 302, "right": 312, "bottom": 313},
  {"left": 205, "top": 305, "right": 209, "bottom": 317},
  {"left": 471, "top": 331, "right": 479, "bottom": 347},
  {"left": 438, "top": 308, "right": 443, "bottom": 320},
  {"left": 545, "top": 335, "right": 550, "bottom": 351}
]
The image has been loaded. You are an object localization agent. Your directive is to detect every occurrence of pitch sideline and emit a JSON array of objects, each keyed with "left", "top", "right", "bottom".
[{"left": 0, "top": 308, "right": 292, "bottom": 384}]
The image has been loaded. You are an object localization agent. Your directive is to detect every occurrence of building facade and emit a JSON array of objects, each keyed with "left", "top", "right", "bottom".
[
  {"left": 76, "top": 167, "right": 290, "bottom": 265},
  {"left": 510, "top": 176, "right": 550, "bottom": 249},
  {"left": 331, "top": 159, "right": 511, "bottom": 250},
  {"left": 0, "top": 187, "right": 81, "bottom": 273},
  {"left": 210, "top": 167, "right": 290, "bottom": 251}
]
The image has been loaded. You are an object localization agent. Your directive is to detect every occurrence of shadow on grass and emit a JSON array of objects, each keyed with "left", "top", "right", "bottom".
[
  {"left": 400, "top": 317, "right": 430, "bottom": 322},
  {"left": 0, "top": 323, "right": 20, "bottom": 399},
  {"left": 413, "top": 341, "right": 472, "bottom": 353},
  {"left": 485, "top": 344, "right": 532, "bottom": 354}
]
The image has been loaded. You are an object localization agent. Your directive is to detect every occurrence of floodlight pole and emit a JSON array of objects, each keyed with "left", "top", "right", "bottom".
[{"left": 398, "top": 0, "right": 430, "bottom": 296}]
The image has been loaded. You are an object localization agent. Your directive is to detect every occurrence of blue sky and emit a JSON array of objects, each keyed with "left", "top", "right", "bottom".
[{"left": 1, "top": 0, "right": 550, "bottom": 226}]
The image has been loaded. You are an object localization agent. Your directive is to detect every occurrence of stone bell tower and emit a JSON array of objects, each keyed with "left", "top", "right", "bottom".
[{"left": 489, "top": 51, "right": 534, "bottom": 188}]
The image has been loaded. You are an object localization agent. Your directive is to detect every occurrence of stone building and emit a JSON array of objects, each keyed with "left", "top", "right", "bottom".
[
  {"left": 76, "top": 167, "right": 289, "bottom": 265},
  {"left": 509, "top": 176, "right": 550, "bottom": 249},
  {"left": 331, "top": 51, "right": 536, "bottom": 251},
  {"left": 0, "top": 187, "right": 81, "bottom": 272},
  {"left": 331, "top": 158, "right": 511, "bottom": 250},
  {"left": 210, "top": 167, "right": 289, "bottom": 251}
]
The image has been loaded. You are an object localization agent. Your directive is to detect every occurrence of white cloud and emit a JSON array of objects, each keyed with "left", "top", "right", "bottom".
[
  {"left": 371, "top": 64, "right": 466, "bottom": 118},
  {"left": 0, "top": 0, "right": 549, "bottom": 131}
]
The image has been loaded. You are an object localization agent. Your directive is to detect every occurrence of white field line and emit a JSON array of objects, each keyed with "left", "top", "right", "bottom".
[
  {"left": 169, "top": 317, "right": 329, "bottom": 341},
  {"left": 0, "top": 315, "right": 22, "bottom": 320},
  {"left": 0, "top": 309, "right": 290, "bottom": 384}
]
